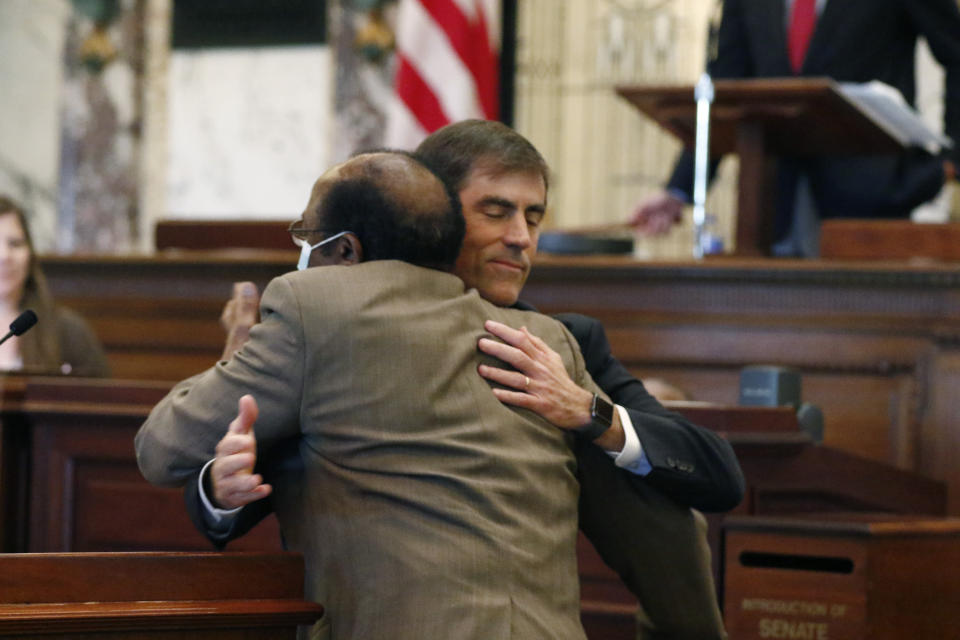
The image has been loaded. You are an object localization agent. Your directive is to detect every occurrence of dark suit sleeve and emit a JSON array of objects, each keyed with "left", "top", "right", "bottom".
[
  {"left": 903, "top": 0, "right": 960, "bottom": 168},
  {"left": 555, "top": 312, "right": 744, "bottom": 513},
  {"left": 182, "top": 435, "right": 303, "bottom": 549}
]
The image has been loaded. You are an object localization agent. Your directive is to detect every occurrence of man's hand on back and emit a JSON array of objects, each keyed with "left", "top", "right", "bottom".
[
  {"left": 210, "top": 394, "right": 272, "bottom": 510},
  {"left": 477, "top": 320, "right": 625, "bottom": 451}
]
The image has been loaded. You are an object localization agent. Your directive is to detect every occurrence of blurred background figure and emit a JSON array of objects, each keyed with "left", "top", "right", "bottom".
[
  {"left": 0, "top": 195, "right": 109, "bottom": 376},
  {"left": 629, "top": 0, "right": 960, "bottom": 257}
]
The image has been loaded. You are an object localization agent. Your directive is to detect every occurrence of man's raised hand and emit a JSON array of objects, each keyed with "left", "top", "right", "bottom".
[{"left": 211, "top": 394, "right": 272, "bottom": 510}]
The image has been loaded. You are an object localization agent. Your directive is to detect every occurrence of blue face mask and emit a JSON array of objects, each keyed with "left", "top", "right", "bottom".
[{"left": 296, "top": 231, "right": 353, "bottom": 271}]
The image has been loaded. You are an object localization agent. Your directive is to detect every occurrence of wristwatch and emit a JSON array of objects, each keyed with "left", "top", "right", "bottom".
[{"left": 575, "top": 394, "right": 614, "bottom": 441}]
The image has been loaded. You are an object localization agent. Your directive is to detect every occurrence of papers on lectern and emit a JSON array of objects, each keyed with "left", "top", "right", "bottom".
[{"left": 839, "top": 80, "right": 953, "bottom": 154}]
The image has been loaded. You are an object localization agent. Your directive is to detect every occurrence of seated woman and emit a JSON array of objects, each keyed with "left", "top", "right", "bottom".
[{"left": 0, "top": 196, "right": 110, "bottom": 376}]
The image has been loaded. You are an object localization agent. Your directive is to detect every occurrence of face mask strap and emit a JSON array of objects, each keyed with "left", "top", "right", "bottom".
[{"left": 296, "top": 230, "right": 354, "bottom": 270}]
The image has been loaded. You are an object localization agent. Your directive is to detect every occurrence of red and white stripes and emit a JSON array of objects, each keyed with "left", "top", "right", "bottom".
[{"left": 386, "top": 0, "right": 500, "bottom": 149}]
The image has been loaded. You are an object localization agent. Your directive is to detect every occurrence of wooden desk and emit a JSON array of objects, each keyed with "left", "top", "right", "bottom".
[
  {"left": 520, "top": 255, "right": 960, "bottom": 514},
  {"left": 40, "top": 253, "right": 960, "bottom": 511},
  {"left": 0, "top": 552, "right": 322, "bottom": 638},
  {"left": 32, "top": 250, "right": 960, "bottom": 514},
  {"left": 576, "top": 405, "right": 946, "bottom": 622},
  {"left": 40, "top": 251, "right": 295, "bottom": 382},
  {"left": 1, "top": 378, "right": 945, "bottom": 639},
  {"left": 0, "top": 377, "right": 283, "bottom": 554},
  {"left": 821, "top": 220, "right": 960, "bottom": 261},
  {"left": 723, "top": 514, "right": 960, "bottom": 640}
]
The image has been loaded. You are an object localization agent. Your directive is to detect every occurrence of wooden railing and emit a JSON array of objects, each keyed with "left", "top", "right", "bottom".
[
  {"left": 0, "top": 552, "right": 322, "bottom": 638},
  {"left": 38, "top": 252, "right": 960, "bottom": 512}
]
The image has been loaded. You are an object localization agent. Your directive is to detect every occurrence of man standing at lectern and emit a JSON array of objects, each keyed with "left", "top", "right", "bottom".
[{"left": 631, "top": 0, "right": 960, "bottom": 256}]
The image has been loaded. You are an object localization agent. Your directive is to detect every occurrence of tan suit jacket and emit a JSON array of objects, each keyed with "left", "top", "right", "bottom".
[{"left": 136, "top": 261, "right": 605, "bottom": 639}]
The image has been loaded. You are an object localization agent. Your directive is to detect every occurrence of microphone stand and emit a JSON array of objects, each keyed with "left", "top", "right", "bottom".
[{"left": 692, "top": 71, "right": 714, "bottom": 259}]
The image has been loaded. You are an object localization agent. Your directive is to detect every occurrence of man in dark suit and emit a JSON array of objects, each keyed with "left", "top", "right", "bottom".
[
  {"left": 632, "top": 0, "right": 960, "bottom": 255},
  {"left": 194, "top": 121, "right": 744, "bottom": 639}
]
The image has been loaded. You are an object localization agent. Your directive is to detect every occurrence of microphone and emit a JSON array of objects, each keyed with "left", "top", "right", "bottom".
[
  {"left": 0, "top": 309, "right": 38, "bottom": 347},
  {"left": 797, "top": 402, "right": 824, "bottom": 444}
]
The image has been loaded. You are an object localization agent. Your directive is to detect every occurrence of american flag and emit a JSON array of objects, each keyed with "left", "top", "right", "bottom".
[{"left": 386, "top": 0, "right": 501, "bottom": 149}]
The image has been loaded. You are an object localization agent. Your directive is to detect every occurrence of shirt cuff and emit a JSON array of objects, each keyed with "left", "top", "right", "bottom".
[
  {"left": 607, "top": 405, "right": 653, "bottom": 476},
  {"left": 667, "top": 187, "right": 693, "bottom": 204},
  {"left": 199, "top": 458, "right": 243, "bottom": 531}
]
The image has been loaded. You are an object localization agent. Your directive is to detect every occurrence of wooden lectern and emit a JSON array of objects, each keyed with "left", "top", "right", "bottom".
[{"left": 617, "top": 78, "right": 904, "bottom": 256}]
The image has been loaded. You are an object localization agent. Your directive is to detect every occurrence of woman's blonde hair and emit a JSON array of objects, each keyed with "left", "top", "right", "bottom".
[{"left": 0, "top": 195, "right": 61, "bottom": 371}]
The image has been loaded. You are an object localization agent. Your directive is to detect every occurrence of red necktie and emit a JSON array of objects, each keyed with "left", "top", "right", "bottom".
[{"left": 788, "top": 0, "right": 817, "bottom": 73}]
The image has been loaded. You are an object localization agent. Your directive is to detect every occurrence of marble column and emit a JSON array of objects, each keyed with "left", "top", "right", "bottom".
[{"left": 58, "top": 0, "right": 145, "bottom": 253}]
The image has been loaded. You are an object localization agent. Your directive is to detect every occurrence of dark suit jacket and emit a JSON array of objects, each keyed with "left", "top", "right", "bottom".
[
  {"left": 668, "top": 0, "right": 960, "bottom": 241},
  {"left": 558, "top": 312, "right": 736, "bottom": 638},
  {"left": 553, "top": 312, "right": 743, "bottom": 510}
]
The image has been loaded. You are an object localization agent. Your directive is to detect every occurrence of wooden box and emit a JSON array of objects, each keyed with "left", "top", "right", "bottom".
[{"left": 723, "top": 515, "right": 960, "bottom": 640}]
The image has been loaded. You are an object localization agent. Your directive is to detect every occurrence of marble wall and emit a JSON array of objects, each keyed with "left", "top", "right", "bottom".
[
  {"left": 0, "top": 0, "right": 71, "bottom": 252},
  {"left": 165, "top": 46, "right": 333, "bottom": 220},
  {"left": 58, "top": 0, "right": 145, "bottom": 253}
]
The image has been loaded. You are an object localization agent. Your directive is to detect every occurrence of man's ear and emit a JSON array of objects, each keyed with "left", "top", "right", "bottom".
[{"left": 337, "top": 233, "right": 363, "bottom": 265}]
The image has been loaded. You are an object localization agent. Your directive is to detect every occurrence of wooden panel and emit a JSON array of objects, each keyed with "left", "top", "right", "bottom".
[
  {"left": 156, "top": 220, "right": 292, "bottom": 251},
  {"left": 16, "top": 378, "right": 283, "bottom": 554},
  {"left": 723, "top": 516, "right": 960, "bottom": 640},
  {"left": 33, "top": 252, "right": 960, "bottom": 514},
  {"left": 519, "top": 256, "right": 960, "bottom": 512},
  {"left": 637, "top": 364, "right": 915, "bottom": 468},
  {"left": 923, "top": 352, "right": 960, "bottom": 526},
  {"left": 0, "top": 552, "right": 322, "bottom": 638},
  {"left": 0, "top": 380, "right": 29, "bottom": 552},
  {"left": 0, "top": 379, "right": 945, "bottom": 640},
  {"left": 806, "top": 373, "right": 916, "bottom": 469},
  {"left": 70, "top": 462, "right": 280, "bottom": 552},
  {"left": 821, "top": 220, "right": 960, "bottom": 262},
  {"left": 1, "top": 552, "right": 307, "bottom": 602},
  {"left": 731, "top": 442, "right": 944, "bottom": 516}
]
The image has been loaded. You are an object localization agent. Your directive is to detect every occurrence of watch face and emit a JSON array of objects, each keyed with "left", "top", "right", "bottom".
[{"left": 593, "top": 395, "right": 614, "bottom": 425}]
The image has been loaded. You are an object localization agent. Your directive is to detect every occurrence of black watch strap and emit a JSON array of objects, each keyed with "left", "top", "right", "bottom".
[{"left": 574, "top": 394, "right": 614, "bottom": 441}]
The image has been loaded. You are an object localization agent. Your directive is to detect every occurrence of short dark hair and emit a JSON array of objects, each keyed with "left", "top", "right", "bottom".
[
  {"left": 317, "top": 154, "right": 465, "bottom": 271},
  {"left": 414, "top": 119, "right": 550, "bottom": 198}
]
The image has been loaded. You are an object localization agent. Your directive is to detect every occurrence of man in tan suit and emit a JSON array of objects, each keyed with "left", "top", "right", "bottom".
[
  {"left": 136, "top": 151, "right": 625, "bottom": 639},
  {"left": 192, "top": 122, "right": 739, "bottom": 639}
]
